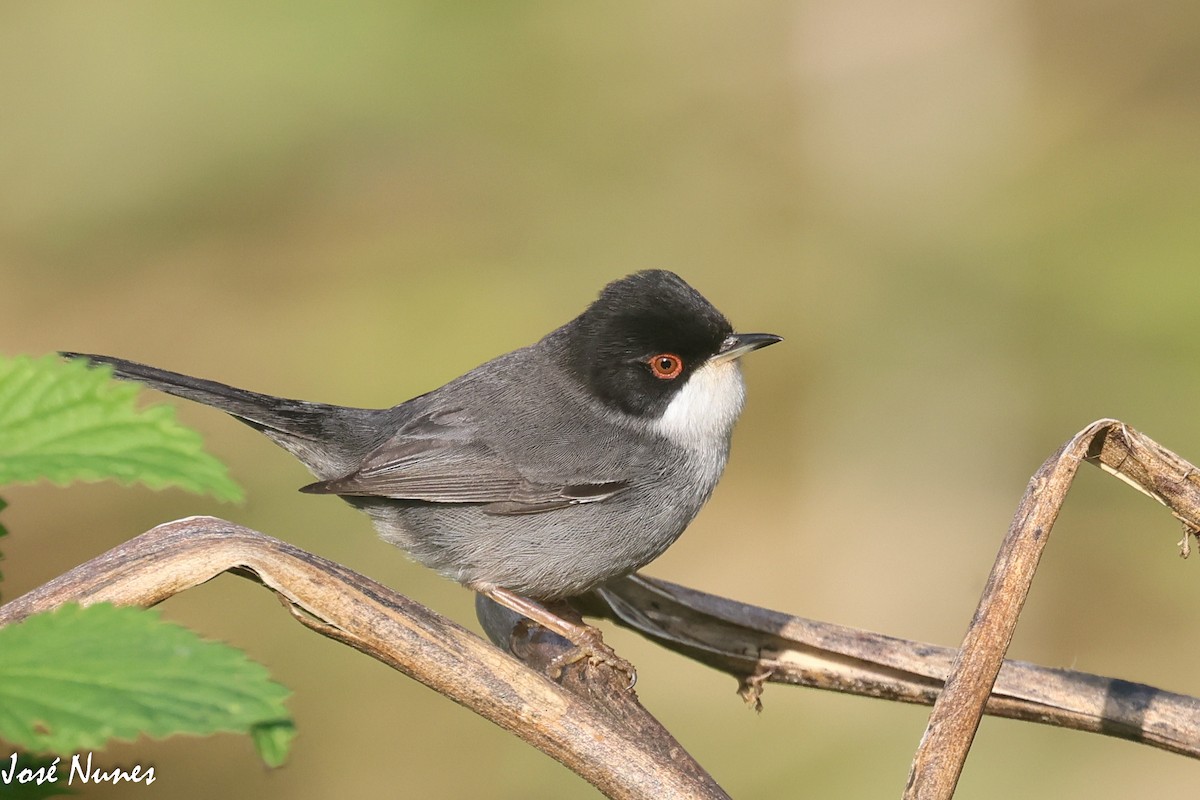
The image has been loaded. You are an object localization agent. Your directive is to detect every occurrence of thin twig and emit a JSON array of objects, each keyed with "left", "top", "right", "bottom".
[{"left": 904, "top": 419, "right": 1200, "bottom": 799}]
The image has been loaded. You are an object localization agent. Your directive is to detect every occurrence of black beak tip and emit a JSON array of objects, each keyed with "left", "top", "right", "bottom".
[{"left": 730, "top": 332, "right": 783, "bottom": 352}]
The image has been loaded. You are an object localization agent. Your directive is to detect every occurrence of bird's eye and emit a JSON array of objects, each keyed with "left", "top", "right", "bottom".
[{"left": 647, "top": 353, "right": 684, "bottom": 380}]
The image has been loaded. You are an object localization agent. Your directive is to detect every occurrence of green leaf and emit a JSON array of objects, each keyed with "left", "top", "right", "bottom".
[
  {"left": 250, "top": 719, "right": 298, "bottom": 769},
  {"left": 0, "top": 355, "right": 242, "bottom": 502},
  {"left": 0, "top": 604, "right": 292, "bottom": 766}
]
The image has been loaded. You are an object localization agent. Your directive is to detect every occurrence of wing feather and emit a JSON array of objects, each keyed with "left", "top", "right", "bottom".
[{"left": 299, "top": 414, "right": 630, "bottom": 514}]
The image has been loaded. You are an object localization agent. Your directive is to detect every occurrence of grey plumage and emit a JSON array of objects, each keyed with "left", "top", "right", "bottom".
[{"left": 62, "top": 270, "right": 779, "bottom": 601}]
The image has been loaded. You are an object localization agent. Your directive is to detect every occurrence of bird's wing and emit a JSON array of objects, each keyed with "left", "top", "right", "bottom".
[{"left": 298, "top": 409, "right": 629, "bottom": 515}]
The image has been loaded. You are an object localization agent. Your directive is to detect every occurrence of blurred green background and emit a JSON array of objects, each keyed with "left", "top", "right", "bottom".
[{"left": 3, "top": 2, "right": 1199, "bottom": 797}]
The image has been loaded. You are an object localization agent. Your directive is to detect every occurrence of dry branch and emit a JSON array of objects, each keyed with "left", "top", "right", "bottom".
[
  {"left": 0, "top": 517, "right": 728, "bottom": 800},
  {"left": 905, "top": 419, "right": 1200, "bottom": 799},
  {"left": 572, "top": 575, "right": 1199, "bottom": 757}
]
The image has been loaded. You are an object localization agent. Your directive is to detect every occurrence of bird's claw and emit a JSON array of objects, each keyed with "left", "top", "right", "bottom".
[{"left": 548, "top": 627, "right": 637, "bottom": 689}]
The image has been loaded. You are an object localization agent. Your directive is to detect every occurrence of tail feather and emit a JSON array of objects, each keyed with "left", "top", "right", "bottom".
[{"left": 61, "top": 352, "right": 383, "bottom": 477}]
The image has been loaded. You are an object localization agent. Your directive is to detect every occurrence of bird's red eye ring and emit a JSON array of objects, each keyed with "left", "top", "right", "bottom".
[{"left": 648, "top": 353, "right": 684, "bottom": 380}]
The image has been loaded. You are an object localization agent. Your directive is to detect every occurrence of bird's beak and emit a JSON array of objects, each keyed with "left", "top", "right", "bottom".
[{"left": 711, "top": 332, "right": 783, "bottom": 365}]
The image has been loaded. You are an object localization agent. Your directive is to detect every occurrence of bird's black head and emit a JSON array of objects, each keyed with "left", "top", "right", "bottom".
[{"left": 564, "top": 270, "right": 773, "bottom": 420}]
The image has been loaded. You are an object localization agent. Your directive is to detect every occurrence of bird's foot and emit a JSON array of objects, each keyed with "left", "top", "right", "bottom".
[
  {"left": 547, "top": 625, "right": 637, "bottom": 689},
  {"left": 476, "top": 585, "right": 637, "bottom": 689}
]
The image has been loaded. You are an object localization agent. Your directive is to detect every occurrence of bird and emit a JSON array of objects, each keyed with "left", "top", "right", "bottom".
[{"left": 63, "top": 270, "right": 780, "bottom": 681}]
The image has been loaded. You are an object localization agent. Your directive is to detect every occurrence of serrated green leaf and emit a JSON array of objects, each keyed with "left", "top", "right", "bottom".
[
  {"left": 0, "top": 355, "right": 242, "bottom": 502},
  {"left": 250, "top": 719, "right": 297, "bottom": 768},
  {"left": 0, "top": 604, "right": 292, "bottom": 766}
]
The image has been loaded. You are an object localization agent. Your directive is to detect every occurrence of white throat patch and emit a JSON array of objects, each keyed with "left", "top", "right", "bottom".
[{"left": 653, "top": 358, "right": 746, "bottom": 450}]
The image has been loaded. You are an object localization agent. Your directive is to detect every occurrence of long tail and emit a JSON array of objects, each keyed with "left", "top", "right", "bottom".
[{"left": 61, "top": 352, "right": 381, "bottom": 477}]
